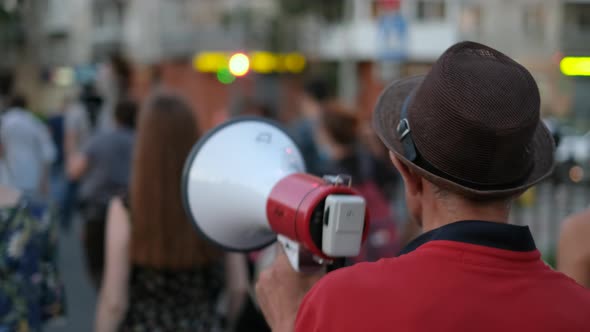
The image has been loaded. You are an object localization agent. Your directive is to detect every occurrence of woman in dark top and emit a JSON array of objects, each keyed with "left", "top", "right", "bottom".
[
  {"left": 95, "top": 93, "right": 248, "bottom": 332},
  {"left": 316, "top": 100, "right": 402, "bottom": 261},
  {"left": 315, "top": 100, "right": 398, "bottom": 196}
]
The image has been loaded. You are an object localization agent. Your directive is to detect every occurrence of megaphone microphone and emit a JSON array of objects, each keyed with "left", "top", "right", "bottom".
[{"left": 182, "top": 117, "right": 369, "bottom": 272}]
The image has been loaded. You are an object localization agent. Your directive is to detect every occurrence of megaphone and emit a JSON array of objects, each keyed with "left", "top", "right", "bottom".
[{"left": 182, "top": 117, "right": 369, "bottom": 272}]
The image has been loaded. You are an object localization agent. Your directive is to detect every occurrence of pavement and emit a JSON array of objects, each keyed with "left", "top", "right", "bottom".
[{"left": 46, "top": 218, "right": 95, "bottom": 332}]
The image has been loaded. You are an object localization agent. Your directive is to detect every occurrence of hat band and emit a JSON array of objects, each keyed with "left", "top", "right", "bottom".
[
  {"left": 397, "top": 93, "right": 534, "bottom": 190},
  {"left": 397, "top": 90, "right": 417, "bottom": 162}
]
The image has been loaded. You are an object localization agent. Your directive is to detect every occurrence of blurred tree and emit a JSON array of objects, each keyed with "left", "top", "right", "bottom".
[
  {"left": 278, "top": 0, "right": 345, "bottom": 22},
  {"left": 0, "top": 6, "right": 24, "bottom": 66},
  {"left": 269, "top": 0, "right": 345, "bottom": 52},
  {"left": 0, "top": 0, "right": 44, "bottom": 111}
]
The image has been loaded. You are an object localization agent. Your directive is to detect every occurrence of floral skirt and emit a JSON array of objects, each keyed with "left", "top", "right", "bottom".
[{"left": 120, "top": 265, "right": 223, "bottom": 332}]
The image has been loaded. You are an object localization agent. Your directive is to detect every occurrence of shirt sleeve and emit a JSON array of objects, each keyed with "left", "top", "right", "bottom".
[
  {"left": 82, "top": 135, "right": 100, "bottom": 162},
  {"left": 295, "top": 280, "right": 325, "bottom": 332},
  {"left": 35, "top": 119, "right": 57, "bottom": 165}
]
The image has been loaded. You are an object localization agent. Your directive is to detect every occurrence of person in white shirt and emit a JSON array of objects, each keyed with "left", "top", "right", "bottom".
[{"left": 0, "top": 95, "right": 56, "bottom": 197}]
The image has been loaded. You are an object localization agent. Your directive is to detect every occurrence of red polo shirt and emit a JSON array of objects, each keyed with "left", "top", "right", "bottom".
[{"left": 296, "top": 220, "right": 590, "bottom": 331}]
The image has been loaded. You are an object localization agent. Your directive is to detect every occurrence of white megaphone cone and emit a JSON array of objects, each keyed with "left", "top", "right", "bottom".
[{"left": 182, "top": 117, "right": 369, "bottom": 272}]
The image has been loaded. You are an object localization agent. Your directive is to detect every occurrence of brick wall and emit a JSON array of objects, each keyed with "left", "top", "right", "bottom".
[{"left": 132, "top": 61, "right": 232, "bottom": 132}]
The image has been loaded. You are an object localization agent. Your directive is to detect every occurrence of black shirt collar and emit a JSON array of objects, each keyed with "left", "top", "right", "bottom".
[{"left": 399, "top": 220, "right": 536, "bottom": 256}]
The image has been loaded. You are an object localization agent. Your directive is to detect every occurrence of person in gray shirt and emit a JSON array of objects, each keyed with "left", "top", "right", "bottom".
[
  {"left": 0, "top": 95, "right": 56, "bottom": 197},
  {"left": 67, "top": 99, "right": 137, "bottom": 288}
]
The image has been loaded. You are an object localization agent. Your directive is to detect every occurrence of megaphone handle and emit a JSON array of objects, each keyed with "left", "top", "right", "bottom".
[{"left": 277, "top": 235, "right": 324, "bottom": 274}]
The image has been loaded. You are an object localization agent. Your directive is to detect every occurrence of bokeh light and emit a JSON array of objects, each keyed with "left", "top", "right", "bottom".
[
  {"left": 53, "top": 67, "right": 75, "bottom": 86},
  {"left": 284, "top": 53, "right": 306, "bottom": 73},
  {"left": 228, "top": 53, "right": 250, "bottom": 77},
  {"left": 569, "top": 166, "right": 584, "bottom": 183},
  {"left": 251, "top": 51, "right": 277, "bottom": 74},
  {"left": 194, "top": 52, "right": 228, "bottom": 73},
  {"left": 216, "top": 68, "right": 236, "bottom": 84},
  {"left": 560, "top": 57, "right": 590, "bottom": 77}
]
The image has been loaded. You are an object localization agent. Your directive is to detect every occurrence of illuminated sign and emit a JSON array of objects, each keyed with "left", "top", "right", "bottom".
[
  {"left": 560, "top": 57, "right": 590, "bottom": 77},
  {"left": 193, "top": 51, "right": 306, "bottom": 75}
]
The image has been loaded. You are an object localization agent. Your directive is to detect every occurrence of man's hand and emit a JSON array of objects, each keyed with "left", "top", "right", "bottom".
[{"left": 255, "top": 245, "right": 324, "bottom": 332}]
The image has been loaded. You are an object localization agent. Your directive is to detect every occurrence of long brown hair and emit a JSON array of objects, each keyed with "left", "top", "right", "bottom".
[{"left": 130, "top": 93, "right": 219, "bottom": 269}]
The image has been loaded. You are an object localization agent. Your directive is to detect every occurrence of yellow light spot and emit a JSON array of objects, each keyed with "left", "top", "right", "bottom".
[
  {"left": 560, "top": 57, "right": 590, "bottom": 77},
  {"left": 284, "top": 53, "right": 306, "bottom": 73},
  {"left": 569, "top": 166, "right": 584, "bottom": 183},
  {"left": 193, "top": 52, "right": 228, "bottom": 73},
  {"left": 251, "top": 51, "right": 277, "bottom": 74},
  {"left": 193, "top": 51, "right": 307, "bottom": 75},
  {"left": 228, "top": 53, "right": 250, "bottom": 77},
  {"left": 275, "top": 54, "right": 287, "bottom": 72}
]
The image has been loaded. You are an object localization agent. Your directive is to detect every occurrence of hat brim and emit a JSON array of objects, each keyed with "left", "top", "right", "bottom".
[{"left": 373, "top": 75, "right": 555, "bottom": 199}]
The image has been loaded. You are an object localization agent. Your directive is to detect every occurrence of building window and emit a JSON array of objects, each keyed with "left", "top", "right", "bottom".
[
  {"left": 523, "top": 4, "right": 546, "bottom": 38},
  {"left": 94, "top": 8, "right": 106, "bottom": 28},
  {"left": 459, "top": 5, "right": 481, "bottom": 35},
  {"left": 581, "top": 8, "right": 590, "bottom": 29},
  {"left": 416, "top": 0, "right": 446, "bottom": 21},
  {"left": 564, "top": 3, "right": 590, "bottom": 30}
]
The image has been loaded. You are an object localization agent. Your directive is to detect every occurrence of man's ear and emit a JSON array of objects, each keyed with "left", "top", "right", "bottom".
[{"left": 390, "top": 152, "right": 422, "bottom": 196}]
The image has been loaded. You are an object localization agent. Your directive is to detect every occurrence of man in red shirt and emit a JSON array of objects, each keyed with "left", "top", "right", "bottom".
[{"left": 255, "top": 41, "right": 590, "bottom": 331}]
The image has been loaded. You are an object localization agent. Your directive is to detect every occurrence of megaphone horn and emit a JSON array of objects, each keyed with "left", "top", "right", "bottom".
[{"left": 182, "top": 117, "right": 369, "bottom": 271}]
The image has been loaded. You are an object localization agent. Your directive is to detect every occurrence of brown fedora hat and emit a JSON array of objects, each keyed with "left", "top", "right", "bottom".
[{"left": 373, "top": 41, "right": 555, "bottom": 199}]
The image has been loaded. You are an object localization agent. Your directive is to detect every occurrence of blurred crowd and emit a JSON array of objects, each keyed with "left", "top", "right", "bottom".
[{"left": 0, "top": 52, "right": 588, "bottom": 332}]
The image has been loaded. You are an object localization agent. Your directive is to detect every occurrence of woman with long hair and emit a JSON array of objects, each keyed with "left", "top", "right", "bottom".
[{"left": 95, "top": 93, "right": 248, "bottom": 331}]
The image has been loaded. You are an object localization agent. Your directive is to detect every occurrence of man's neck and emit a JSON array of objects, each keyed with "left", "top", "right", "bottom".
[{"left": 421, "top": 197, "right": 511, "bottom": 233}]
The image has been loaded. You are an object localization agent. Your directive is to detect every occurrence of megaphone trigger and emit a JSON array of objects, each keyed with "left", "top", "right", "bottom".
[{"left": 278, "top": 235, "right": 325, "bottom": 274}]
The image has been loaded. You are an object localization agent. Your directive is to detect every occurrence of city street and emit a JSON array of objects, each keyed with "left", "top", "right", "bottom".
[{"left": 46, "top": 218, "right": 95, "bottom": 332}]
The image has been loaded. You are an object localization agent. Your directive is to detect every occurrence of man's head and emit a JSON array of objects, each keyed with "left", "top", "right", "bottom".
[
  {"left": 390, "top": 152, "right": 515, "bottom": 228},
  {"left": 319, "top": 100, "right": 359, "bottom": 149},
  {"left": 304, "top": 78, "right": 331, "bottom": 102},
  {"left": 372, "top": 41, "right": 554, "bottom": 227},
  {"left": 114, "top": 99, "right": 138, "bottom": 129},
  {"left": 8, "top": 94, "right": 27, "bottom": 110},
  {"left": 0, "top": 69, "right": 13, "bottom": 97}
]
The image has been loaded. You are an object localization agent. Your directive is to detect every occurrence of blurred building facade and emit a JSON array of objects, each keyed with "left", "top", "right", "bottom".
[
  {"left": 296, "top": 0, "right": 579, "bottom": 119},
  {"left": 1, "top": 0, "right": 589, "bottom": 126},
  {"left": 561, "top": 1, "right": 590, "bottom": 127}
]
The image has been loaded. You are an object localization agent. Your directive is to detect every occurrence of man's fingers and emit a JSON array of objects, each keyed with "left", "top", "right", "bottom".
[
  {"left": 256, "top": 268, "right": 273, "bottom": 294},
  {"left": 274, "top": 243, "right": 294, "bottom": 268}
]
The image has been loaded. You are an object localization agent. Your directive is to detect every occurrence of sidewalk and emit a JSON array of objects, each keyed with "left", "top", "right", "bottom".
[{"left": 46, "top": 218, "right": 96, "bottom": 332}]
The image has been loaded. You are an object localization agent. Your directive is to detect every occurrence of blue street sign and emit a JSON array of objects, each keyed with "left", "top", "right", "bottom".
[{"left": 377, "top": 12, "right": 408, "bottom": 61}]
